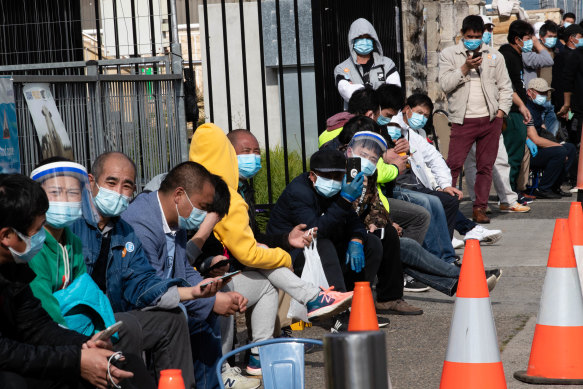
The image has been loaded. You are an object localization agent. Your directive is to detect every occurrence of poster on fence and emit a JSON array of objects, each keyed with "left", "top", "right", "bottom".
[
  {"left": 23, "top": 83, "right": 73, "bottom": 160},
  {"left": 0, "top": 77, "right": 21, "bottom": 173}
]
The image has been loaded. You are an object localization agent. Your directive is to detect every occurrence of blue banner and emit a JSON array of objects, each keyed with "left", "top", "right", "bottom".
[{"left": 0, "top": 77, "right": 20, "bottom": 173}]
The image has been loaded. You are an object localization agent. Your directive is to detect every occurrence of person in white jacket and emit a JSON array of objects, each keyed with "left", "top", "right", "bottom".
[{"left": 390, "top": 94, "right": 463, "bottom": 263}]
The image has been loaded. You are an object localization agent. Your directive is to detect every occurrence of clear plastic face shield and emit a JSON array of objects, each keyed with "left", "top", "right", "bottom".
[
  {"left": 30, "top": 161, "right": 100, "bottom": 228},
  {"left": 347, "top": 132, "right": 388, "bottom": 176}
]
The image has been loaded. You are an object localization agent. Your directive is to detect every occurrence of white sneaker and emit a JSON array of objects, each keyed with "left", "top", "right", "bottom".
[
  {"left": 223, "top": 367, "right": 261, "bottom": 389},
  {"left": 452, "top": 237, "right": 465, "bottom": 249},
  {"left": 464, "top": 225, "right": 502, "bottom": 244}
]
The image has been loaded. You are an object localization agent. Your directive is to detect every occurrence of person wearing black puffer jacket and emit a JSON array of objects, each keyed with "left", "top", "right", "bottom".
[{"left": 0, "top": 174, "right": 133, "bottom": 389}]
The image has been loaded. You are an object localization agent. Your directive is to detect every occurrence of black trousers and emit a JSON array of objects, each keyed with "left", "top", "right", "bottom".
[
  {"left": 376, "top": 225, "right": 404, "bottom": 302},
  {"left": 411, "top": 187, "right": 459, "bottom": 238}
]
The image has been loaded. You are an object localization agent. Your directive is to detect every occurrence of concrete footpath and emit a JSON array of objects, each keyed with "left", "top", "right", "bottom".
[{"left": 291, "top": 197, "right": 575, "bottom": 388}]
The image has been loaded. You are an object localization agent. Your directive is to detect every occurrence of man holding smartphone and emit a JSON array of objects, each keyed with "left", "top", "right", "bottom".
[{"left": 439, "top": 14, "right": 513, "bottom": 223}]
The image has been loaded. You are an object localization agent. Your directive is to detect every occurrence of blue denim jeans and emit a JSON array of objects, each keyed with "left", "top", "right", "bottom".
[
  {"left": 455, "top": 210, "right": 477, "bottom": 236},
  {"left": 400, "top": 237, "right": 460, "bottom": 296},
  {"left": 189, "top": 314, "right": 222, "bottom": 389},
  {"left": 393, "top": 186, "right": 457, "bottom": 263},
  {"left": 542, "top": 100, "right": 559, "bottom": 136}
]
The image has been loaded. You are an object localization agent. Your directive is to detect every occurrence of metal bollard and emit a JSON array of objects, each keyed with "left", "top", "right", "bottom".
[{"left": 324, "top": 331, "right": 389, "bottom": 389}]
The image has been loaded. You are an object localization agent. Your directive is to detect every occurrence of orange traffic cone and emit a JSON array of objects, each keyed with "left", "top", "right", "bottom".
[
  {"left": 158, "top": 369, "right": 185, "bottom": 389},
  {"left": 440, "top": 239, "right": 506, "bottom": 389},
  {"left": 568, "top": 202, "right": 583, "bottom": 294},
  {"left": 348, "top": 281, "right": 379, "bottom": 331},
  {"left": 514, "top": 219, "right": 583, "bottom": 384}
]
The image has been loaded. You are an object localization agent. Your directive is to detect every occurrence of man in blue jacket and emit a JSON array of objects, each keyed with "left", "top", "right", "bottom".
[
  {"left": 71, "top": 152, "right": 225, "bottom": 389},
  {"left": 122, "top": 161, "right": 252, "bottom": 389}
]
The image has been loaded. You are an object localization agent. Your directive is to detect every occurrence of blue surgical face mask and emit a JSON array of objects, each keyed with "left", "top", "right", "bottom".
[
  {"left": 543, "top": 37, "right": 557, "bottom": 48},
  {"left": 355, "top": 155, "right": 377, "bottom": 176},
  {"left": 46, "top": 201, "right": 82, "bottom": 228},
  {"left": 482, "top": 32, "right": 492, "bottom": 45},
  {"left": 463, "top": 38, "right": 482, "bottom": 51},
  {"left": 533, "top": 94, "right": 547, "bottom": 106},
  {"left": 238, "top": 154, "right": 262, "bottom": 179},
  {"left": 93, "top": 185, "right": 130, "bottom": 217},
  {"left": 177, "top": 193, "right": 207, "bottom": 230},
  {"left": 564, "top": 22, "right": 572, "bottom": 28},
  {"left": 575, "top": 37, "right": 583, "bottom": 48},
  {"left": 353, "top": 38, "right": 374, "bottom": 55},
  {"left": 377, "top": 115, "right": 391, "bottom": 126},
  {"left": 521, "top": 39, "right": 534, "bottom": 53},
  {"left": 387, "top": 126, "right": 401, "bottom": 140},
  {"left": 314, "top": 176, "right": 342, "bottom": 198},
  {"left": 9, "top": 228, "right": 46, "bottom": 264},
  {"left": 408, "top": 111, "right": 428, "bottom": 130}
]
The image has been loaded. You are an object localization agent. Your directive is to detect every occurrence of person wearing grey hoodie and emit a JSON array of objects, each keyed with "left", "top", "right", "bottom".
[{"left": 334, "top": 18, "right": 401, "bottom": 107}]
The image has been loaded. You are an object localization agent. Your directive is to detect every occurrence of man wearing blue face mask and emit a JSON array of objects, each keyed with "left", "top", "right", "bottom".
[
  {"left": 525, "top": 78, "right": 577, "bottom": 198},
  {"left": 439, "top": 14, "right": 513, "bottom": 223},
  {"left": 334, "top": 18, "right": 401, "bottom": 108},
  {"left": 499, "top": 20, "right": 537, "bottom": 194}
]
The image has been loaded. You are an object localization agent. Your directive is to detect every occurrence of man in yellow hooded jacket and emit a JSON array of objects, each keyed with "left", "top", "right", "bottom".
[{"left": 190, "top": 123, "right": 353, "bottom": 375}]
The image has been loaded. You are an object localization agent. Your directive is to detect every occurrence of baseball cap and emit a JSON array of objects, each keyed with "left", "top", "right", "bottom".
[
  {"left": 527, "top": 78, "right": 554, "bottom": 93},
  {"left": 310, "top": 149, "right": 346, "bottom": 172}
]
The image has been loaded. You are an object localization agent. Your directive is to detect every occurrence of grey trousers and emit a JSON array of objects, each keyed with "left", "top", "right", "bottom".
[
  {"left": 387, "top": 197, "right": 431, "bottom": 245},
  {"left": 114, "top": 309, "right": 195, "bottom": 389}
]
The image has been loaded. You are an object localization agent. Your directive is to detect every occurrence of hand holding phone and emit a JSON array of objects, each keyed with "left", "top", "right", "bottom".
[
  {"left": 95, "top": 321, "right": 123, "bottom": 342},
  {"left": 346, "top": 157, "right": 361, "bottom": 183},
  {"left": 200, "top": 270, "right": 242, "bottom": 290}
]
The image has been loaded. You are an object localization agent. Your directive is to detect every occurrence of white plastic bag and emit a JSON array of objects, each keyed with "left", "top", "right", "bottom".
[{"left": 287, "top": 236, "right": 329, "bottom": 322}]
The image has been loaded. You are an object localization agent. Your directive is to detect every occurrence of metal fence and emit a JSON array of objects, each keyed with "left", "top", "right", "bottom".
[{"left": 0, "top": 0, "right": 186, "bottom": 190}]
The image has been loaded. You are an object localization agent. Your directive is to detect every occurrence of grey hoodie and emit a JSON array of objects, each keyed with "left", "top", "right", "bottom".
[{"left": 334, "top": 18, "right": 400, "bottom": 104}]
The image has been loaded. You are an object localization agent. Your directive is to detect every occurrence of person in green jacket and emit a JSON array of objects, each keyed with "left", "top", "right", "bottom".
[{"left": 27, "top": 158, "right": 103, "bottom": 325}]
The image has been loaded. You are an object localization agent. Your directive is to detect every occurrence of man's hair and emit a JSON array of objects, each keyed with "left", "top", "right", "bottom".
[
  {"left": 405, "top": 94, "right": 434, "bottom": 113},
  {"left": 35, "top": 156, "right": 71, "bottom": 169},
  {"left": 159, "top": 161, "right": 213, "bottom": 195},
  {"left": 461, "top": 15, "right": 485, "bottom": 34},
  {"left": 539, "top": 20, "right": 558, "bottom": 37},
  {"left": 339, "top": 116, "right": 380, "bottom": 145},
  {"left": 563, "top": 12, "right": 576, "bottom": 21},
  {"left": 347, "top": 87, "right": 379, "bottom": 115},
  {"left": 207, "top": 174, "right": 230, "bottom": 218},
  {"left": 0, "top": 174, "right": 49, "bottom": 235},
  {"left": 376, "top": 84, "right": 405, "bottom": 111},
  {"left": 507, "top": 20, "right": 534, "bottom": 44},
  {"left": 91, "top": 151, "right": 137, "bottom": 181}
]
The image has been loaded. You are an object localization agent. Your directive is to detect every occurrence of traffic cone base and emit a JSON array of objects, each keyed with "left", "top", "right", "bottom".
[
  {"left": 441, "top": 361, "right": 506, "bottom": 389},
  {"left": 348, "top": 281, "right": 379, "bottom": 331},
  {"left": 527, "top": 325, "right": 583, "bottom": 379}
]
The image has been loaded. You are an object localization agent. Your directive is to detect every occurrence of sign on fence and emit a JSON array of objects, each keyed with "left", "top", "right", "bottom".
[
  {"left": 23, "top": 83, "right": 73, "bottom": 160},
  {"left": 0, "top": 77, "right": 20, "bottom": 173}
]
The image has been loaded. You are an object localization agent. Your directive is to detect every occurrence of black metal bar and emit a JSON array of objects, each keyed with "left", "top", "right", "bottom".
[
  {"left": 184, "top": 0, "right": 195, "bottom": 80},
  {"left": 292, "top": 0, "right": 306, "bottom": 172},
  {"left": 148, "top": 0, "right": 156, "bottom": 58},
  {"left": 220, "top": 0, "right": 233, "bottom": 132},
  {"left": 311, "top": 0, "right": 326, "bottom": 132},
  {"left": 202, "top": 0, "right": 214, "bottom": 122},
  {"left": 166, "top": 0, "right": 174, "bottom": 44},
  {"left": 112, "top": 0, "right": 120, "bottom": 59},
  {"left": 130, "top": 0, "right": 140, "bottom": 76},
  {"left": 238, "top": 0, "right": 250, "bottom": 130},
  {"left": 275, "top": 0, "right": 290, "bottom": 185},
  {"left": 256, "top": 0, "right": 272, "bottom": 203}
]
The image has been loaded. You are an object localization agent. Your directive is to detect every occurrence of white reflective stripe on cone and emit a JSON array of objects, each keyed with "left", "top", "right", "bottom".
[
  {"left": 574, "top": 245, "right": 583, "bottom": 294},
  {"left": 537, "top": 267, "right": 583, "bottom": 326},
  {"left": 445, "top": 297, "right": 501, "bottom": 364}
]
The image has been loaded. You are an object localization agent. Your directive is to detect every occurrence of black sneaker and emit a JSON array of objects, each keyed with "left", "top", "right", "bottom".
[
  {"left": 279, "top": 325, "right": 315, "bottom": 353},
  {"left": 553, "top": 188, "right": 573, "bottom": 197},
  {"left": 518, "top": 193, "right": 534, "bottom": 204},
  {"left": 532, "top": 189, "right": 561, "bottom": 199},
  {"left": 329, "top": 311, "right": 390, "bottom": 332},
  {"left": 403, "top": 276, "right": 430, "bottom": 292}
]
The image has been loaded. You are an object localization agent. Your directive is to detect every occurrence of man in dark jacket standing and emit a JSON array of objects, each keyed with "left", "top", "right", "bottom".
[{"left": 0, "top": 174, "right": 132, "bottom": 389}]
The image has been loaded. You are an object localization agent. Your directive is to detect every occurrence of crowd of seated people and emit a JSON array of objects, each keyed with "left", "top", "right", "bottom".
[{"left": 2, "top": 11, "right": 582, "bottom": 389}]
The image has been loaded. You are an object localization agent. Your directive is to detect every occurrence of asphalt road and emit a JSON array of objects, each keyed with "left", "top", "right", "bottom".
[{"left": 236, "top": 195, "right": 579, "bottom": 388}]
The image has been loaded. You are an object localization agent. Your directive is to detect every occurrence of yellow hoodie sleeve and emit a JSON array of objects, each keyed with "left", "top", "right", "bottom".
[{"left": 189, "top": 123, "right": 292, "bottom": 269}]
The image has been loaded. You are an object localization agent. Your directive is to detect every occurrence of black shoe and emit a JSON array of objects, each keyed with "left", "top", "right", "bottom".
[
  {"left": 329, "top": 310, "right": 390, "bottom": 332},
  {"left": 377, "top": 316, "right": 390, "bottom": 328},
  {"left": 403, "top": 276, "right": 430, "bottom": 292},
  {"left": 533, "top": 189, "right": 561, "bottom": 199},
  {"left": 518, "top": 193, "right": 534, "bottom": 204},
  {"left": 280, "top": 325, "right": 316, "bottom": 353},
  {"left": 485, "top": 268, "right": 502, "bottom": 281},
  {"left": 553, "top": 188, "right": 573, "bottom": 197}
]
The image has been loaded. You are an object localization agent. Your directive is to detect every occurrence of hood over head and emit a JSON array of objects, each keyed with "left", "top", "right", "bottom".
[{"left": 348, "top": 18, "right": 383, "bottom": 62}]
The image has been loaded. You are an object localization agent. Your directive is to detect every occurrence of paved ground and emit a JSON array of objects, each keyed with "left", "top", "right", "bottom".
[{"left": 235, "top": 195, "right": 578, "bottom": 388}]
